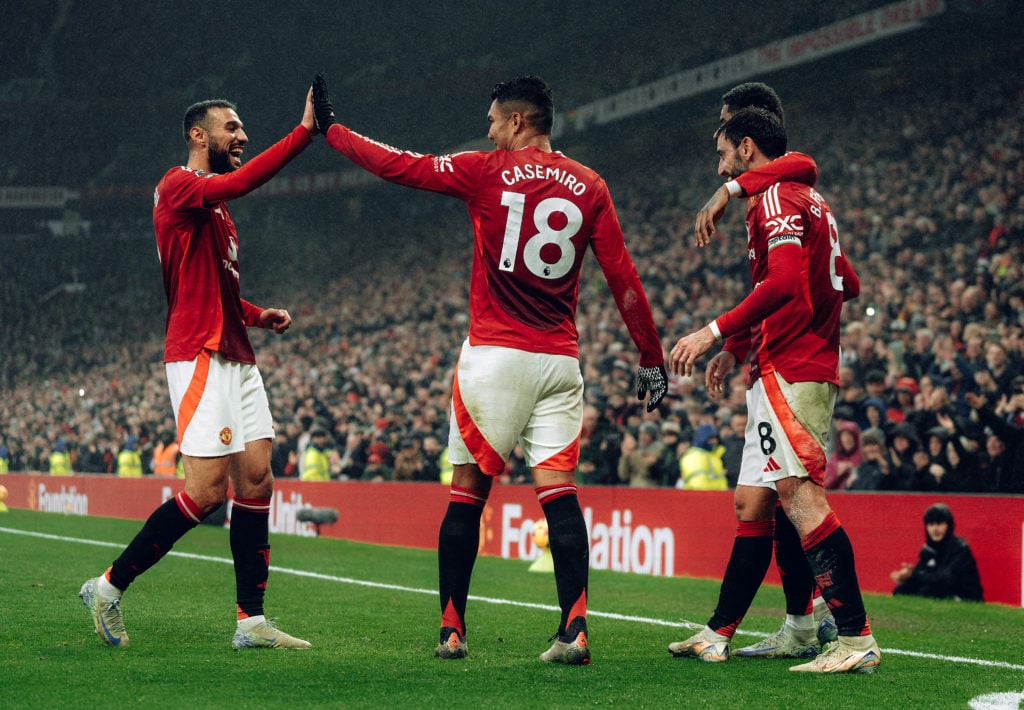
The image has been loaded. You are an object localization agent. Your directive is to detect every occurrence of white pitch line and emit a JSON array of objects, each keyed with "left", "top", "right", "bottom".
[{"left": 5, "top": 526, "right": 1023, "bottom": 672}]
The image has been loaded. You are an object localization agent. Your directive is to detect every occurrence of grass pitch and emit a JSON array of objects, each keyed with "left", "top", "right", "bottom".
[{"left": 1, "top": 509, "right": 1021, "bottom": 709}]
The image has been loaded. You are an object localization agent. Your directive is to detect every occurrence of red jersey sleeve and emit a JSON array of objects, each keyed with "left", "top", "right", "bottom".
[
  {"left": 733, "top": 151, "right": 817, "bottom": 196},
  {"left": 194, "top": 125, "right": 312, "bottom": 206},
  {"left": 240, "top": 299, "right": 264, "bottom": 328},
  {"left": 587, "top": 184, "right": 664, "bottom": 367},
  {"left": 324, "top": 124, "right": 481, "bottom": 199},
  {"left": 723, "top": 329, "right": 752, "bottom": 366},
  {"left": 840, "top": 253, "right": 860, "bottom": 301},
  {"left": 715, "top": 242, "right": 802, "bottom": 338}
]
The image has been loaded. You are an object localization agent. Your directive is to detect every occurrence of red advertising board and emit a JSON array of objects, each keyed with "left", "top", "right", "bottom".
[{"left": 3, "top": 474, "right": 1021, "bottom": 607}]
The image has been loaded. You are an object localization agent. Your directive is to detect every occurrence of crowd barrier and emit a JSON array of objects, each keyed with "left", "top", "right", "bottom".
[{"left": 3, "top": 474, "right": 1021, "bottom": 607}]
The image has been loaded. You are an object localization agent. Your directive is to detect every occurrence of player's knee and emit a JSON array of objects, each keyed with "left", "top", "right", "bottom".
[{"left": 184, "top": 484, "right": 229, "bottom": 514}]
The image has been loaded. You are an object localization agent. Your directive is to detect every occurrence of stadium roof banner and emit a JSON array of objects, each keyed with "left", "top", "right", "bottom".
[
  {"left": 0, "top": 186, "right": 78, "bottom": 209},
  {"left": 559, "top": 0, "right": 947, "bottom": 135}
]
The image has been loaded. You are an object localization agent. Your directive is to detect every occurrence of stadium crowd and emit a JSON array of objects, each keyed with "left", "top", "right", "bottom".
[{"left": 1, "top": 61, "right": 1022, "bottom": 495}]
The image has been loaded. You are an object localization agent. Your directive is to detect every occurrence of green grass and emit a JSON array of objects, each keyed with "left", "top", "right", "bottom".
[{"left": 1, "top": 509, "right": 1022, "bottom": 709}]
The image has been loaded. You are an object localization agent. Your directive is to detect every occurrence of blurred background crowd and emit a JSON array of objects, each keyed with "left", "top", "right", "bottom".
[{"left": 1, "top": 1, "right": 1021, "bottom": 494}]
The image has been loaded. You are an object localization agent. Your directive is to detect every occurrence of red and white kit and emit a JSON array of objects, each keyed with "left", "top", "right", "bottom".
[{"left": 325, "top": 126, "right": 661, "bottom": 473}]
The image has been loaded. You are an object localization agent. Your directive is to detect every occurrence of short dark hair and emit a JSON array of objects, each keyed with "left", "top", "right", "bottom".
[
  {"left": 491, "top": 75, "right": 553, "bottom": 134},
  {"left": 182, "top": 99, "right": 237, "bottom": 144},
  {"left": 716, "top": 107, "right": 787, "bottom": 160},
  {"left": 722, "top": 82, "right": 785, "bottom": 125}
]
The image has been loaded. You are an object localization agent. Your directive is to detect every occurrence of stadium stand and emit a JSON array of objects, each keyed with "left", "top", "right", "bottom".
[{"left": 1, "top": 2, "right": 1021, "bottom": 493}]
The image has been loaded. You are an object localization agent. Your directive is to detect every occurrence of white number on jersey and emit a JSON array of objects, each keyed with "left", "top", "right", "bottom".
[
  {"left": 499, "top": 191, "right": 583, "bottom": 280},
  {"left": 826, "top": 211, "right": 844, "bottom": 293}
]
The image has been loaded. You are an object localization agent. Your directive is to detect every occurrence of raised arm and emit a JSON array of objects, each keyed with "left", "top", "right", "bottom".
[{"left": 694, "top": 151, "right": 818, "bottom": 247}]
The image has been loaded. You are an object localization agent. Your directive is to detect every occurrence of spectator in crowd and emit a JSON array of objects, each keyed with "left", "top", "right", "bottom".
[
  {"left": 983, "top": 341, "right": 1019, "bottom": 396},
  {"left": 891, "top": 503, "right": 983, "bottom": 602},
  {"left": 419, "top": 434, "right": 444, "bottom": 483},
  {"left": 719, "top": 406, "right": 747, "bottom": 489},
  {"left": 824, "top": 422, "right": 862, "bottom": 490},
  {"left": 859, "top": 396, "right": 890, "bottom": 437},
  {"left": 677, "top": 423, "right": 726, "bottom": 490},
  {"left": 576, "top": 404, "right": 621, "bottom": 486},
  {"left": 300, "top": 428, "right": 332, "bottom": 481},
  {"left": 392, "top": 438, "right": 426, "bottom": 482},
  {"left": 910, "top": 427, "right": 954, "bottom": 492},
  {"left": 655, "top": 420, "right": 685, "bottom": 488},
  {"left": 338, "top": 429, "right": 369, "bottom": 481},
  {"left": 82, "top": 437, "right": 115, "bottom": 474},
  {"left": 115, "top": 437, "right": 142, "bottom": 478},
  {"left": 846, "top": 428, "right": 892, "bottom": 490},
  {"left": 618, "top": 422, "right": 665, "bottom": 488},
  {"left": 151, "top": 430, "right": 180, "bottom": 478},
  {"left": 361, "top": 452, "right": 392, "bottom": 482},
  {"left": 965, "top": 390, "right": 1024, "bottom": 493},
  {"left": 888, "top": 377, "right": 919, "bottom": 424},
  {"left": 49, "top": 439, "right": 73, "bottom": 476},
  {"left": 0, "top": 445, "right": 8, "bottom": 473},
  {"left": 271, "top": 430, "right": 298, "bottom": 478}
]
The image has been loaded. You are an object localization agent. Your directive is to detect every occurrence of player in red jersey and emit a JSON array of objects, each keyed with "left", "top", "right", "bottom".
[
  {"left": 79, "top": 91, "right": 316, "bottom": 650},
  {"left": 689, "top": 83, "right": 843, "bottom": 661},
  {"left": 669, "top": 108, "right": 880, "bottom": 674},
  {"left": 312, "top": 73, "right": 667, "bottom": 665}
]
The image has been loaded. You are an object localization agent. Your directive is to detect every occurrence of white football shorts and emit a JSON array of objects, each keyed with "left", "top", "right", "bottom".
[
  {"left": 448, "top": 340, "right": 584, "bottom": 476},
  {"left": 165, "top": 349, "right": 274, "bottom": 457},
  {"left": 737, "top": 370, "right": 836, "bottom": 488}
]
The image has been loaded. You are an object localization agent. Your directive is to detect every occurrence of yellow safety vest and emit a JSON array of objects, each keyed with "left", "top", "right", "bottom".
[
  {"left": 439, "top": 447, "right": 453, "bottom": 485},
  {"left": 300, "top": 446, "right": 331, "bottom": 481},
  {"left": 49, "top": 451, "right": 72, "bottom": 476},
  {"left": 679, "top": 445, "right": 728, "bottom": 490},
  {"left": 117, "top": 450, "right": 143, "bottom": 478}
]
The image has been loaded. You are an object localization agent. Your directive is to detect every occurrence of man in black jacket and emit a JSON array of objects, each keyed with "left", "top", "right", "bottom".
[{"left": 890, "top": 503, "right": 983, "bottom": 601}]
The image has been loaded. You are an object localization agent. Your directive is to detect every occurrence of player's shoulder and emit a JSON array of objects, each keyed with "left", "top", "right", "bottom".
[
  {"left": 158, "top": 165, "right": 207, "bottom": 186},
  {"left": 769, "top": 180, "right": 826, "bottom": 206}
]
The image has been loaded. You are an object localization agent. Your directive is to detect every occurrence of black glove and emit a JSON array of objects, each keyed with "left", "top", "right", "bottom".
[
  {"left": 312, "top": 73, "right": 336, "bottom": 134},
  {"left": 636, "top": 364, "right": 668, "bottom": 413}
]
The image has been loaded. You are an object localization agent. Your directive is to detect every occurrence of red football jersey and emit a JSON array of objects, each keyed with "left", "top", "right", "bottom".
[
  {"left": 325, "top": 125, "right": 662, "bottom": 366},
  {"left": 153, "top": 125, "right": 311, "bottom": 364},
  {"left": 733, "top": 151, "right": 817, "bottom": 196},
  {"left": 718, "top": 181, "right": 857, "bottom": 385}
]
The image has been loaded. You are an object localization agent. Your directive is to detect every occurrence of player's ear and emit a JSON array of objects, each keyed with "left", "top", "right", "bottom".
[
  {"left": 188, "top": 125, "right": 206, "bottom": 146},
  {"left": 739, "top": 136, "right": 754, "bottom": 160}
]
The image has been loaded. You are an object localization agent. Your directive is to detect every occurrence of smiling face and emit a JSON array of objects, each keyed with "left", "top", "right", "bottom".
[
  {"left": 715, "top": 130, "right": 749, "bottom": 180},
  {"left": 200, "top": 106, "right": 248, "bottom": 173}
]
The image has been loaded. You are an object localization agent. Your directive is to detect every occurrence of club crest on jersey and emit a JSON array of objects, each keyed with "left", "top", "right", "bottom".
[{"left": 219, "top": 427, "right": 233, "bottom": 446}]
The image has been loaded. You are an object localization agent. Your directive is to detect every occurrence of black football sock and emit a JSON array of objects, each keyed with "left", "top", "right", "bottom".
[
  {"left": 774, "top": 505, "right": 816, "bottom": 616},
  {"left": 108, "top": 491, "right": 202, "bottom": 592},
  {"left": 707, "top": 519, "right": 774, "bottom": 637},
  {"left": 538, "top": 485, "right": 588, "bottom": 638},
  {"left": 230, "top": 497, "right": 271, "bottom": 619},
  {"left": 438, "top": 490, "right": 485, "bottom": 639},
  {"left": 802, "top": 511, "right": 871, "bottom": 637}
]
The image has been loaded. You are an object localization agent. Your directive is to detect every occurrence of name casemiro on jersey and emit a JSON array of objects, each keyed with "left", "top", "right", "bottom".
[{"left": 500, "top": 163, "right": 588, "bottom": 195}]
